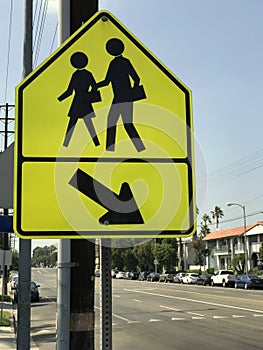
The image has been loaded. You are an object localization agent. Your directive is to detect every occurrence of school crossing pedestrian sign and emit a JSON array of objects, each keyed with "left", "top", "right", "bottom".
[{"left": 14, "top": 10, "right": 196, "bottom": 239}]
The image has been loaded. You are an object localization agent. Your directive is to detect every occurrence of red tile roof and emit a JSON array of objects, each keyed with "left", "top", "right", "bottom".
[{"left": 202, "top": 224, "right": 256, "bottom": 241}]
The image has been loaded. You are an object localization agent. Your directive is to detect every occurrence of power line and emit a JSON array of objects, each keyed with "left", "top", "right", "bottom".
[
  {"left": 50, "top": 21, "right": 58, "bottom": 54},
  {"left": 4, "top": 0, "right": 14, "bottom": 103},
  {"left": 206, "top": 148, "right": 263, "bottom": 186},
  {"left": 33, "top": 0, "right": 49, "bottom": 68},
  {"left": 197, "top": 211, "right": 263, "bottom": 228},
  {"left": 33, "top": 0, "right": 43, "bottom": 50}
]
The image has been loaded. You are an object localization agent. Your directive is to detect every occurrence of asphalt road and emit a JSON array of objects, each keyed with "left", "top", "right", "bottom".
[
  {"left": 95, "top": 278, "right": 263, "bottom": 350},
  {"left": 31, "top": 268, "right": 57, "bottom": 350},
  {"left": 28, "top": 269, "right": 263, "bottom": 349}
]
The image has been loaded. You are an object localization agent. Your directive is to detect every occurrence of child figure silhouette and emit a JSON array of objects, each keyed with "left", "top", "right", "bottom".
[{"left": 58, "top": 52, "right": 100, "bottom": 147}]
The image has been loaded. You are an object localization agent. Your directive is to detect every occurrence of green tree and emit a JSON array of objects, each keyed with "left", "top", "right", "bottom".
[
  {"left": 199, "top": 213, "right": 211, "bottom": 238},
  {"left": 111, "top": 248, "right": 125, "bottom": 271},
  {"left": 192, "top": 238, "right": 210, "bottom": 272},
  {"left": 32, "top": 245, "right": 57, "bottom": 267},
  {"left": 154, "top": 242, "right": 177, "bottom": 271},
  {"left": 199, "top": 223, "right": 210, "bottom": 238},
  {"left": 123, "top": 248, "right": 138, "bottom": 271},
  {"left": 231, "top": 254, "right": 245, "bottom": 273},
  {"left": 211, "top": 206, "right": 224, "bottom": 229},
  {"left": 201, "top": 213, "right": 212, "bottom": 226},
  {"left": 259, "top": 242, "right": 263, "bottom": 259},
  {"left": 11, "top": 250, "right": 19, "bottom": 271},
  {"left": 133, "top": 240, "right": 155, "bottom": 271}
]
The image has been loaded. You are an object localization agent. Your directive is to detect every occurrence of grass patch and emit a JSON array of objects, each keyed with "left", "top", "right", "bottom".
[{"left": 0, "top": 310, "right": 11, "bottom": 326}]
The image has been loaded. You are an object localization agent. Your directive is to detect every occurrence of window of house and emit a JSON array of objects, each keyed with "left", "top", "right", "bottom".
[{"left": 250, "top": 235, "right": 258, "bottom": 243}]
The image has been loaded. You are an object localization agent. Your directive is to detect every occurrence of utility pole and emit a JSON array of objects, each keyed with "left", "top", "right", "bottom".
[
  {"left": 69, "top": 3, "right": 97, "bottom": 348},
  {"left": 57, "top": 1, "right": 98, "bottom": 349},
  {"left": 57, "top": 2, "right": 71, "bottom": 349},
  {"left": 0, "top": 103, "right": 14, "bottom": 295},
  {"left": 17, "top": 1, "right": 32, "bottom": 349}
]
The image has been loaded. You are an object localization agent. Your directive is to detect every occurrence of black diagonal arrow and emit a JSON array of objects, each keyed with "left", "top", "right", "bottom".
[{"left": 69, "top": 169, "right": 144, "bottom": 225}]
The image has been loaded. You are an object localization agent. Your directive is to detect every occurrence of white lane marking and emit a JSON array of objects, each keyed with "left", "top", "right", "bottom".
[
  {"left": 112, "top": 314, "right": 132, "bottom": 322},
  {"left": 149, "top": 319, "right": 162, "bottom": 322},
  {"left": 187, "top": 311, "right": 205, "bottom": 317},
  {"left": 114, "top": 295, "right": 120, "bottom": 298},
  {"left": 232, "top": 315, "right": 246, "bottom": 318},
  {"left": 171, "top": 317, "right": 186, "bottom": 321},
  {"left": 124, "top": 288, "right": 263, "bottom": 314},
  {"left": 159, "top": 305, "right": 181, "bottom": 312},
  {"left": 213, "top": 316, "right": 228, "bottom": 319},
  {"left": 132, "top": 299, "right": 142, "bottom": 303},
  {"left": 253, "top": 314, "right": 263, "bottom": 317},
  {"left": 192, "top": 317, "right": 205, "bottom": 320}
]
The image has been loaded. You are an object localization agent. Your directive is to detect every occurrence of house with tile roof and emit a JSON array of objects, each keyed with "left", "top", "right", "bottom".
[{"left": 202, "top": 222, "right": 263, "bottom": 271}]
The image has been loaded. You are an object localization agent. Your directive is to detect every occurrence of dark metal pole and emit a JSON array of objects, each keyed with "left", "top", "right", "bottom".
[
  {"left": 100, "top": 240, "right": 112, "bottom": 349},
  {"left": 69, "top": 1, "right": 98, "bottom": 349},
  {"left": 17, "top": 0, "right": 32, "bottom": 349},
  {"left": 2, "top": 105, "right": 9, "bottom": 295},
  {"left": 4, "top": 103, "right": 8, "bottom": 150},
  {"left": 57, "top": 2, "right": 71, "bottom": 349}
]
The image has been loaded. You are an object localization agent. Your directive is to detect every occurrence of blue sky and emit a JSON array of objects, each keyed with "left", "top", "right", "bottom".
[{"left": 1, "top": 0, "right": 263, "bottom": 248}]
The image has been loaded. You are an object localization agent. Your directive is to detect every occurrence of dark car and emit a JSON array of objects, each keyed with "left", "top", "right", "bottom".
[
  {"left": 138, "top": 271, "right": 150, "bottom": 281},
  {"left": 196, "top": 274, "right": 214, "bottom": 286},
  {"left": 13, "top": 281, "right": 40, "bottom": 303},
  {"left": 234, "top": 274, "right": 263, "bottom": 290},
  {"left": 147, "top": 272, "right": 160, "bottom": 282},
  {"left": 127, "top": 272, "right": 139, "bottom": 280}
]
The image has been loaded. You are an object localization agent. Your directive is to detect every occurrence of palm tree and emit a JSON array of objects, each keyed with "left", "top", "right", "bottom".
[
  {"left": 211, "top": 206, "right": 224, "bottom": 229},
  {"left": 201, "top": 213, "right": 212, "bottom": 226}
]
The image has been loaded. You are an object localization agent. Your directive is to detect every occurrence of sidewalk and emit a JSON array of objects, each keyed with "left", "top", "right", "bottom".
[{"left": 0, "top": 301, "right": 16, "bottom": 349}]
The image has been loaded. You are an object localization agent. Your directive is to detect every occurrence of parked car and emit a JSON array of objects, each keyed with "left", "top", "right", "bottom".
[
  {"left": 94, "top": 269, "right": 100, "bottom": 277},
  {"left": 159, "top": 270, "right": 176, "bottom": 283},
  {"left": 10, "top": 275, "right": 19, "bottom": 289},
  {"left": 138, "top": 271, "right": 150, "bottom": 281},
  {"left": 111, "top": 270, "right": 118, "bottom": 278},
  {"left": 13, "top": 281, "right": 40, "bottom": 303},
  {"left": 173, "top": 272, "right": 185, "bottom": 283},
  {"left": 127, "top": 272, "right": 139, "bottom": 280},
  {"left": 234, "top": 274, "right": 263, "bottom": 290},
  {"left": 116, "top": 271, "right": 126, "bottom": 279},
  {"left": 147, "top": 272, "right": 160, "bottom": 282},
  {"left": 195, "top": 274, "right": 214, "bottom": 286},
  {"left": 182, "top": 273, "right": 199, "bottom": 284},
  {"left": 123, "top": 272, "right": 130, "bottom": 279},
  {"left": 210, "top": 270, "right": 236, "bottom": 287}
]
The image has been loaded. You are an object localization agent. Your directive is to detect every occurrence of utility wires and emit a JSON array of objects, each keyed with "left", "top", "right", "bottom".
[
  {"left": 4, "top": 0, "right": 14, "bottom": 103},
  {"left": 33, "top": 0, "right": 49, "bottom": 68}
]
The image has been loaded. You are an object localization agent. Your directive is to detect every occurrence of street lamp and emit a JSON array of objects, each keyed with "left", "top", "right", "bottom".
[{"left": 227, "top": 202, "right": 248, "bottom": 273}]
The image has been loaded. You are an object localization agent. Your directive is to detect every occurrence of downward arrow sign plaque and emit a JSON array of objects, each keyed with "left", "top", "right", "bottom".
[{"left": 69, "top": 169, "right": 144, "bottom": 225}]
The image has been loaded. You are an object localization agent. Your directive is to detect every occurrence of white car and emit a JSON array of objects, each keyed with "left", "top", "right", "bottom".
[
  {"left": 116, "top": 271, "right": 126, "bottom": 279},
  {"left": 182, "top": 273, "right": 199, "bottom": 284}
]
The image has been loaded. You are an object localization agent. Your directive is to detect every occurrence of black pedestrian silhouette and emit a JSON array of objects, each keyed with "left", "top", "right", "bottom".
[
  {"left": 58, "top": 52, "right": 100, "bottom": 147},
  {"left": 97, "top": 38, "right": 146, "bottom": 152}
]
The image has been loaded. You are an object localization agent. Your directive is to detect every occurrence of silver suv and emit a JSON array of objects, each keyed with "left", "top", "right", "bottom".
[{"left": 159, "top": 270, "right": 176, "bottom": 283}]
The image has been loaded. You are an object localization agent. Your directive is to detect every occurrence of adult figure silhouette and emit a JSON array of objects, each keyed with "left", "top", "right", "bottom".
[
  {"left": 97, "top": 38, "right": 146, "bottom": 152},
  {"left": 58, "top": 51, "right": 100, "bottom": 147}
]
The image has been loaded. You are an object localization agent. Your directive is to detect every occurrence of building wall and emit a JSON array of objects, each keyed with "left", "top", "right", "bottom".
[{"left": 203, "top": 224, "right": 263, "bottom": 271}]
